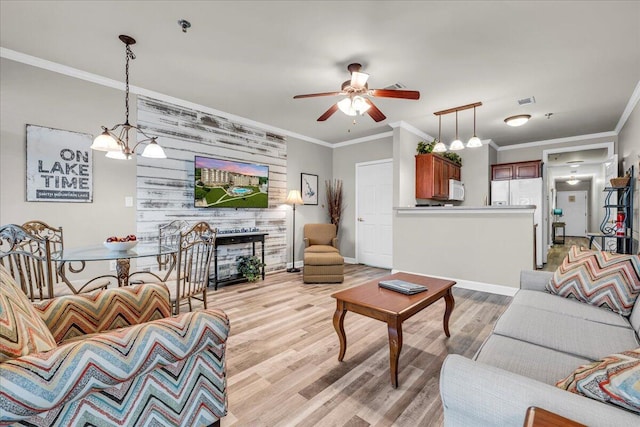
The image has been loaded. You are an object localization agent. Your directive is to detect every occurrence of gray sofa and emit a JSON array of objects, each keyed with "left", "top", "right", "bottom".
[{"left": 440, "top": 270, "right": 640, "bottom": 426}]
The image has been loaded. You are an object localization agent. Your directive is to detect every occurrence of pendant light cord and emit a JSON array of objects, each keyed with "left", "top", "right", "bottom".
[
  {"left": 124, "top": 44, "right": 135, "bottom": 125},
  {"left": 455, "top": 111, "right": 458, "bottom": 139}
]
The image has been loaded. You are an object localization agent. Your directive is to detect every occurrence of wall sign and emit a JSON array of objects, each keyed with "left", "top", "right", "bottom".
[
  {"left": 26, "top": 124, "right": 93, "bottom": 202},
  {"left": 301, "top": 173, "right": 318, "bottom": 205}
]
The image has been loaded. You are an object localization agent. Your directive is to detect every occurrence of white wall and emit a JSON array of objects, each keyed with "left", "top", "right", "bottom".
[
  {"left": 459, "top": 143, "right": 491, "bottom": 206},
  {"left": 393, "top": 127, "right": 420, "bottom": 208}
]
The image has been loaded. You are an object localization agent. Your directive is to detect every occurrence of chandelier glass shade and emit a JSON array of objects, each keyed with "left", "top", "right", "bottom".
[
  {"left": 91, "top": 35, "right": 166, "bottom": 160},
  {"left": 432, "top": 115, "right": 447, "bottom": 153},
  {"left": 466, "top": 105, "right": 483, "bottom": 148},
  {"left": 449, "top": 111, "right": 465, "bottom": 151}
]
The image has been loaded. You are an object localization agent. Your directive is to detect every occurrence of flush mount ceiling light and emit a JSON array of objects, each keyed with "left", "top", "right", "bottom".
[
  {"left": 433, "top": 101, "right": 483, "bottom": 152},
  {"left": 91, "top": 35, "right": 166, "bottom": 160},
  {"left": 567, "top": 177, "right": 580, "bottom": 185},
  {"left": 504, "top": 114, "right": 531, "bottom": 127}
]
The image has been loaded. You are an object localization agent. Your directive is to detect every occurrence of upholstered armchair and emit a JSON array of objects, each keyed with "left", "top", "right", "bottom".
[
  {"left": 303, "top": 223, "right": 339, "bottom": 253},
  {"left": 0, "top": 265, "right": 228, "bottom": 426},
  {"left": 303, "top": 224, "right": 344, "bottom": 283}
]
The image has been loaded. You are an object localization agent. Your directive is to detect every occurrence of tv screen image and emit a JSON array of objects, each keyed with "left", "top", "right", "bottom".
[{"left": 194, "top": 156, "right": 269, "bottom": 208}]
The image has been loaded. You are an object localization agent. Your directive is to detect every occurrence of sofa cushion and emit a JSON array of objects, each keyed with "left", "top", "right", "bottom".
[
  {"left": 475, "top": 334, "right": 592, "bottom": 385},
  {"left": 513, "top": 289, "right": 631, "bottom": 328},
  {"left": 546, "top": 246, "right": 640, "bottom": 316},
  {"left": 493, "top": 304, "right": 639, "bottom": 361},
  {"left": 557, "top": 348, "right": 640, "bottom": 414},
  {"left": 0, "top": 265, "right": 56, "bottom": 361}
]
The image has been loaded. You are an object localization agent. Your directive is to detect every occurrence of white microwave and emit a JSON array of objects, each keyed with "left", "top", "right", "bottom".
[{"left": 449, "top": 179, "right": 465, "bottom": 201}]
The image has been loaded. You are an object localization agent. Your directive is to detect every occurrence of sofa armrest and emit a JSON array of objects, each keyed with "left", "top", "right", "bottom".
[
  {"left": 0, "top": 308, "right": 229, "bottom": 422},
  {"left": 519, "top": 270, "right": 553, "bottom": 292},
  {"left": 304, "top": 238, "right": 310, "bottom": 248},
  {"left": 440, "top": 355, "right": 638, "bottom": 427},
  {"left": 33, "top": 283, "right": 172, "bottom": 343},
  {"left": 332, "top": 237, "right": 339, "bottom": 249}
]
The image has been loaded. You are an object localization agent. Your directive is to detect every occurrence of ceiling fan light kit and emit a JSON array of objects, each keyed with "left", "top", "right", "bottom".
[
  {"left": 504, "top": 114, "right": 531, "bottom": 127},
  {"left": 433, "top": 102, "right": 483, "bottom": 152},
  {"left": 293, "top": 63, "right": 420, "bottom": 123}
]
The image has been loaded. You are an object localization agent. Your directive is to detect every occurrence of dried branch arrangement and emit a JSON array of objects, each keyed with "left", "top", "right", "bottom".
[{"left": 325, "top": 179, "right": 345, "bottom": 232}]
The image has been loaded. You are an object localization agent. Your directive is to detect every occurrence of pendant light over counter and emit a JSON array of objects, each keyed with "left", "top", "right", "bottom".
[{"left": 433, "top": 102, "right": 483, "bottom": 152}]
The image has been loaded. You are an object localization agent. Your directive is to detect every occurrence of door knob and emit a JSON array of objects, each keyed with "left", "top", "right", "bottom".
[{"left": 357, "top": 217, "right": 364, "bottom": 222}]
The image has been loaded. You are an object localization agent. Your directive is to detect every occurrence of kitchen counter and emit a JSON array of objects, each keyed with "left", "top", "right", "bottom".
[
  {"left": 395, "top": 205, "right": 535, "bottom": 213},
  {"left": 392, "top": 205, "right": 536, "bottom": 291}
]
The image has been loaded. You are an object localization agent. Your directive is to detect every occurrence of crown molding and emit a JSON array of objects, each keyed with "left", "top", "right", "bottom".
[
  {"left": 615, "top": 79, "right": 640, "bottom": 134},
  {"left": 332, "top": 131, "right": 394, "bottom": 148},
  {"left": 0, "top": 47, "right": 333, "bottom": 148},
  {"left": 388, "top": 121, "right": 434, "bottom": 141},
  {"left": 485, "top": 139, "right": 500, "bottom": 150},
  {"left": 497, "top": 131, "right": 617, "bottom": 151}
]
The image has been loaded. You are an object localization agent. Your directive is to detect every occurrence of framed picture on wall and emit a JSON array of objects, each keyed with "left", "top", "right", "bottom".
[
  {"left": 26, "top": 124, "right": 93, "bottom": 202},
  {"left": 301, "top": 173, "right": 318, "bottom": 205}
]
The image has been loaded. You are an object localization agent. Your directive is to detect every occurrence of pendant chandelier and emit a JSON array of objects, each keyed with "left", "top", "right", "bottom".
[
  {"left": 433, "top": 102, "right": 483, "bottom": 152},
  {"left": 91, "top": 35, "right": 166, "bottom": 160}
]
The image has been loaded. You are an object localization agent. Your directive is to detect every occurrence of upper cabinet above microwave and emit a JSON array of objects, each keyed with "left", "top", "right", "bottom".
[
  {"left": 491, "top": 160, "right": 542, "bottom": 181},
  {"left": 415, "top": 153, "right": 461, "bottom": 200}
]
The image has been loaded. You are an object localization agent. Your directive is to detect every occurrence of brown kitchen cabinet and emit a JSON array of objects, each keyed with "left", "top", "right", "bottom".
[
  {"left": 491, "top": 160, "right": 541, "bottom": 180},
  {"left": 416, "top": 154, "right": 461, "bottom": 200}
]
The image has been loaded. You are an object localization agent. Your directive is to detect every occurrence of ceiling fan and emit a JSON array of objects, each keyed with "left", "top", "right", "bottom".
[{"left": 293, "top": 63, "right": 420, "bottom": 123}]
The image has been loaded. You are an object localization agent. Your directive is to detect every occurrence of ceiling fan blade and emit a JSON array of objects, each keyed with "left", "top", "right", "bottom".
[
  {"left": 293, "top": 91, "right": 342, "bottom": 99},
  {"left": 369, "top": 89, "right": 421, "bottom": 100},
  {"left": 317, "top": 104, "right": 339, "bottom": 121},
  {"left": 364, "top": 99, "right": 386, "bottom": 122}
]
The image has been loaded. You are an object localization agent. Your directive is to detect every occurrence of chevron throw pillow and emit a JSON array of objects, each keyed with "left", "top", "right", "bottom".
[
  {"left": 546, "top": 246, "right": 640, "bottom": 316},
  {"left": 0, "top": 265, "right": 57, "bottom": 361},
  {"left": 557, "top": 348, "right": 640, "bottom": 414}
]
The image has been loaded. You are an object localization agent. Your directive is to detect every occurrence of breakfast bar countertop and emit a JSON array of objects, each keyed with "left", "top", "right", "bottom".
[{"left": 394, "top": 205, "right": 536, "bottom": 213}]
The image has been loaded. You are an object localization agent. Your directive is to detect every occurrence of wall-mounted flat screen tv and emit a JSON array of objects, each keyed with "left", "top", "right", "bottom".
[{"left": 194, "top": 156, "right": 269, "bottom": 208}]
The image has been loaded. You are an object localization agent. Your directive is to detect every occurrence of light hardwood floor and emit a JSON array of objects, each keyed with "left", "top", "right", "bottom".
[
  {"left": 541, "top": 237, "right": 590, "bottom": 272},
  {"left": 196, "top": 264, "right": 511, "bottom": 426}
]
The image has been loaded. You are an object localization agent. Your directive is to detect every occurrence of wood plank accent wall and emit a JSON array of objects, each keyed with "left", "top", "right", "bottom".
[{"left": 135, "top": 96, "right": 288, "bottom": 278}]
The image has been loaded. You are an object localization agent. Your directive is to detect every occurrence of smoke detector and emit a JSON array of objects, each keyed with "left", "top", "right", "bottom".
[{"left": 517, "top": 96, "right": 536, "bottom": 106}]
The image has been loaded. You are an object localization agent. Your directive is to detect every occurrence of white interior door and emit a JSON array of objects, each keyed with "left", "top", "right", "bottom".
[
  {"left": 356, "top": 160, "right": 393, "bottom": 268},
  {"left": 557, "top": 191, "right": 588, "bottom": 237}
]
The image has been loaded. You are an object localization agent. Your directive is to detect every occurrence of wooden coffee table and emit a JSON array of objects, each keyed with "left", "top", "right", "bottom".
[{"left": 331, "top": 272, "right": 456, "bottom": 388}]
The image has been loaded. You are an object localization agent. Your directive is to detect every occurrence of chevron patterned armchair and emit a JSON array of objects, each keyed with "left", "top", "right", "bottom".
[{"left": 0, "top": 265, "right": 229, "bottom": 426}]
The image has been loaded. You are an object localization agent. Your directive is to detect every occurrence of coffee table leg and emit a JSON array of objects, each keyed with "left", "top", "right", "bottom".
[
  {"left": 333, "top": 300, "right": 347, "bottom": 361},
  {"left": 443, "top": 288, "right": 455, "bottom": 338},
  {"left": 387, "top": 317, "right": 403, "bottom": 388}
]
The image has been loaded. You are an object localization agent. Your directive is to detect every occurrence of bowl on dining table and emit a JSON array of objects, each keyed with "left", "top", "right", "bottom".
[{"left": 103, "top": 240, "right": 138, "bottom": 252}]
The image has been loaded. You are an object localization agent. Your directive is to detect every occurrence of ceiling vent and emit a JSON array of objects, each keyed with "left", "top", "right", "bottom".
[
  {"left": 517, "top": 96, "right": 536, "bottom": 106},
  {"left": 384, "top": 82, "right": 406, "bottom": 90}
]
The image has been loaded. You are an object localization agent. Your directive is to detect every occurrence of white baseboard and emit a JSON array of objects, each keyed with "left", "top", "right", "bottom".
[
  {"left": 391, "top": 269, "right": 519, "bottom": 297},
  {"left": 344, "top": 257, "right": 357, "bottom": 264}
]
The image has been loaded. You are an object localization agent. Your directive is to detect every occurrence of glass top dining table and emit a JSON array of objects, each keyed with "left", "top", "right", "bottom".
[{"left": 52, "top": 243, "right": 178, "bottom": 289}]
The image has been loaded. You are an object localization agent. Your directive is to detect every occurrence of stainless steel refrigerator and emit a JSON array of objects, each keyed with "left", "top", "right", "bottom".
[{"left": 491, "top": 178, "right": 543, "bottom": 268}]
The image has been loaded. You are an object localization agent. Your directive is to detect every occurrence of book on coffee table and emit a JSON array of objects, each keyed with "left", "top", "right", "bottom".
[{"left": 378, "top": 279, "right": 428, "bottom": 295}]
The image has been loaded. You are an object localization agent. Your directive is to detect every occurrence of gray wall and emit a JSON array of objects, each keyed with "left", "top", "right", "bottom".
[
  {"left": 333, "top": 136, "right": 393, "bottom": 259},
  {"left": 459, "top": 143, "right": 491, "bottom": 206},
  {"left": 0, "top": 58, "right": 333, "bottom": 277},
  {"left": 286, "top": 138, "right": 333, "bottom": 267},
  {"left": 617, "top": 100, "right": 639, "bottom": 253},
  {"left": 0, "top": 59, "right": 137, "bottom": 279}
]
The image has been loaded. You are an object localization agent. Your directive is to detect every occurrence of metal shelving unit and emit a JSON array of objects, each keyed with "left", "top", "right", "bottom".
[{"left": 598, "top": 165, "right": 634, "bottom": 254}]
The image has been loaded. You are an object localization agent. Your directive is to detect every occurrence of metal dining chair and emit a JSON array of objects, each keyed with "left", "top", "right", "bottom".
[
  {"left": 20, "top": 220, "right": 109, "bottom": 295},
  {"left": 129, "top": 220, "right": 190, "bottom": 284},
  {"left": 170, "top": 221, "right": 216, "bottom": 315},
  {"left": 0, "top": 224, "right": 55, "bottom": 301}
]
